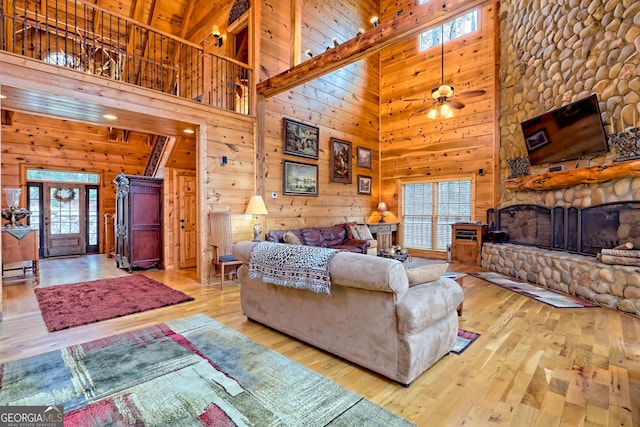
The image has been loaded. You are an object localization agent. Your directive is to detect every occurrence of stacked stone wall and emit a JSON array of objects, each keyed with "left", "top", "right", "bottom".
[{"left": 499, "top": 0, "right": 640, "bottom": 208}]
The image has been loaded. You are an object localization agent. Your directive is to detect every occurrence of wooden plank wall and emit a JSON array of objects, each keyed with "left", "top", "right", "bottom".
[
  {"left": 259, "top": 0, "right": 382, "bottom": 232},
  {"left": 379, "top": 1, "right": 498, "bottom": 224},
  {"left": 0, "top": 112, "right": 153, "bottom": 247}
]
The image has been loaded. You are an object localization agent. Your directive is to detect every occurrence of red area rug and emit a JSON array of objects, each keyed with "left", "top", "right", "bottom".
[{"left": 34, "top": 275, "right": 194, "bottom": 332}]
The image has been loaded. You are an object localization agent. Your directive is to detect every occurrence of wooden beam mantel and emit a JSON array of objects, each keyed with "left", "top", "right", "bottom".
[
  {"left": 257, "top": 0, "right": 489, "bottom": 98},
  {"left": 505, "top": 159, "right": 640, "bottom": 191}
]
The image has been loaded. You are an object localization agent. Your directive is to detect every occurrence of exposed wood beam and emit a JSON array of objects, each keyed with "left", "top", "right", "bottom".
[{"left": 257, "top": 0, "right": 489, "bottom": 98}]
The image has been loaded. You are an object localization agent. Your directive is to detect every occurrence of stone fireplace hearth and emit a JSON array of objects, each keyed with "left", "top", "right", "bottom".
[
  {"left": 483, "top": 202, "right": 640, "bottom": 317},
  {"left": 482, "top": 243, "right": 640, "bottom": 317}
]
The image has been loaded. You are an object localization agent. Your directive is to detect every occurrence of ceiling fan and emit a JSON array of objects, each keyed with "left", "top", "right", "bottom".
[{"left": 405, "top": 31, "right": 485, "bottom": 119}]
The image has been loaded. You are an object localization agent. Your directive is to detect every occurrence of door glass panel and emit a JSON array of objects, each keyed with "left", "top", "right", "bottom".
[
  {"left": 50, "top": 187, "right": 80, "bottom": 235},
  {"left": 88, "top": 188, "right": 98, "bottom": 245},
  {"left": 28, "top": 186, "right": 41, "bottom": 229}
]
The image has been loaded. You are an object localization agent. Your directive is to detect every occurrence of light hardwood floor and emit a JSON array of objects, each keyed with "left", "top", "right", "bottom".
[{"left": 1, "top": 255, "right": 639, "bottom": 426}]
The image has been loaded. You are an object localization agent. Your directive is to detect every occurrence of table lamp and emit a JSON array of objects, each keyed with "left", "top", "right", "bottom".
[
  {"left": 245, "top": 195, "right": 269, "bottom": 241},
  {"left": 377, "top": 201, "right": 388, "bottom": 223}
]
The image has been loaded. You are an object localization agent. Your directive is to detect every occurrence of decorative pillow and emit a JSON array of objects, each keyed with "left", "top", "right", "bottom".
[
  {"left": 283, "top": 231, "right": 302, "bottom": 245},
  {"left": 344, "top": 223, "right": 359, "bottom": 239},
  {"left": 406, "top": 263, "right": 449, "bottom": 287},
  {"left": 354, "top": 224, "right": 374, "bottom": 240}
]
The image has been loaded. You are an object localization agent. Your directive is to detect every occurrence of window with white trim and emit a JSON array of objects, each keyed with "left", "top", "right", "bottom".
[
  {"left": 402, "top": 179, "right": 472, "bottom": 251},
  {"left": 418, "top": 9, "right": 478, "bottom": 51}
]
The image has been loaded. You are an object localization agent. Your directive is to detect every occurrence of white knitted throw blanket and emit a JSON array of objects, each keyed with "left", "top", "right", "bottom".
[{"left": 248, "top": 242, "right": 339, "bottom": 294}]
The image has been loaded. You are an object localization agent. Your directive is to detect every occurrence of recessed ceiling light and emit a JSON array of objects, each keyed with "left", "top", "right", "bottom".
[
  {"left": 0, "top": 94, "right": 7, "bottom": 99},
  {"left": 103, "top": 114, "right": 118, "bottom": 120},
  {"left": 183, "top": 129, "right": 195, "bottom": 134}
]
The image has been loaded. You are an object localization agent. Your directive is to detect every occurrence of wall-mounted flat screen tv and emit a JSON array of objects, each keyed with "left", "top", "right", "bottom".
[{"left": 520, "top": 94, "right": 609, "bottom": 166}]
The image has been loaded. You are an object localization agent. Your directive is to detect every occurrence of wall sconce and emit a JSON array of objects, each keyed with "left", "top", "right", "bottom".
[
  {"left": 305, "top": 49, "right": 314, "bottom": 58},
  {"left": 357, "top": 28, "right": 365, "bottom": 36},
  {"left": 211, "top": 25, "right": 223, "bottom": 47},
  {"left": 332, "top": 37, "right": 339, "bottom": 47},
  {"left": 370, "top": 17, "right": 379, "bottom": 27}
]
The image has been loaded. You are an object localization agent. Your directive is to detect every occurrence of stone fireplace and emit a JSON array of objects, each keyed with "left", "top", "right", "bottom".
[{"left": 483, "top": 201, "right": 640, "bottom": 317}]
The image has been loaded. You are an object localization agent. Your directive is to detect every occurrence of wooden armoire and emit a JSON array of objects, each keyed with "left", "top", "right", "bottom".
[{"left": 114, "top": 174, "right": 163, "bottom": 272}]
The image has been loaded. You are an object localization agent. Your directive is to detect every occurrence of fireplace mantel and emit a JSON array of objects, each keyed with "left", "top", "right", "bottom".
[{"left": 505, "top": 159, "right": 640, "bottom": 191}]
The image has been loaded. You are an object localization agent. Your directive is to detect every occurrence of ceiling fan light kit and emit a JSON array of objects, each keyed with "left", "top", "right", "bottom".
[{"left": 405, "top": 28, "right": 485, "bottom": 120}]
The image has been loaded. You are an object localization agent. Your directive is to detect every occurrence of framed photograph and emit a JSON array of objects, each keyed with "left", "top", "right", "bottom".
[
  {"left": 357, "top": 146, "right": 372, "bottom": 169},
  {"left": 524, "top": 128, "right": 550, "bottom": 152},
  {"left": 329, "top": 137, "right": 352, "bottom": 183},
  {"left": 357, "top": 175, "right": 372, "bottom": 195},
  {"left": 283, "top": 118, "right": 319, "bottom": 159},
  {"left": 283, "top": 160, "right": 318, "bottom": 196}
]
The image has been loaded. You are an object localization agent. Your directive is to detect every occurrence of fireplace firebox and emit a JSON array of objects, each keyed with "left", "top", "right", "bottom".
[{"left": 488, "top": 202, "right": 640, "bottom": 256}]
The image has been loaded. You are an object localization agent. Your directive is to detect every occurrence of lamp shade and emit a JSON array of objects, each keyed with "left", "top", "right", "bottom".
[
  {"left": 245, "top": 195, "right": 269, "bottom": 215},
  {"left": 377, "top": 201, "right": 388, "bottom": 212}
]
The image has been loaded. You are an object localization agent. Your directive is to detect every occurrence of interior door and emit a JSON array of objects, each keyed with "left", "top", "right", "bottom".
[
  {"left": 177, "top": 172, "right": 197, "bottom": 268},
  {"left": 43, "top": 184, "right": 86, "bottom": 257}
]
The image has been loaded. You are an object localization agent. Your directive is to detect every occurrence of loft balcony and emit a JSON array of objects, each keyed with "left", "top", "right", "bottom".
[{"left": 0, "top": 0, "right": 252, "bottom": 115}]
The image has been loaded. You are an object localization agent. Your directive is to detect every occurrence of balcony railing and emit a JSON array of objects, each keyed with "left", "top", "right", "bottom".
[{"left": 0, "top": 0, "right": 252, "bottom": 114}]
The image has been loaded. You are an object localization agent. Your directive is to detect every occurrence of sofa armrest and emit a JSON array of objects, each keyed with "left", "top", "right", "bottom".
[{"left": 396, "top": 278, "right": 464, "bottom": 334}]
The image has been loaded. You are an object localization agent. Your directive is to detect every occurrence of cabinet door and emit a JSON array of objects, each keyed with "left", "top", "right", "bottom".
[{"left": 129, "top": 182, "right": 162, "bottom": 269}]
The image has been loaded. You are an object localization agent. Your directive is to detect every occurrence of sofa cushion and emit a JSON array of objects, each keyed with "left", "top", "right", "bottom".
[
  {"left": 283, "top": 231, "right": 302, "bottom": 245},
  {"left": 320, "top": 226, "right": 346, "bottom": 247},
  {"left": 300, "top": 227, "right": 324, "bottom": 247},
  {"left": 406, "top": 263, "right": 449, "bottom": 286}
]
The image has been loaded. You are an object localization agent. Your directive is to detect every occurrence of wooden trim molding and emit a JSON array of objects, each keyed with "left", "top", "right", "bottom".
[{"left": 504, "top": 160, "right": 640, "bottom": 191}]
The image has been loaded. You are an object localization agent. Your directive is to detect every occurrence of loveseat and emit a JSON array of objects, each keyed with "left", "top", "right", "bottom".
[
  {"left": 232, "top": 241, "right": 464, "bottom": 385},
  {"left": 266, "top": 224, "right": 374, "bottom": 254}
]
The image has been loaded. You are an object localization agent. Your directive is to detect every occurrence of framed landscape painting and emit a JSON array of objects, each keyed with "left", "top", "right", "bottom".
[
  {"left": 357, "top": 175, "right": 372, "bottom": 195},
  {"left": 283, "top": 161, "right": 318, "bottom": 196},
  {"left": 330, "top": 137, "right": 352, "bottom": 184},
  {"left": 283, "top": 118, "right": 319, "bottom": 159},
  {"left": 357, "top": 147, "right": 372, "bottom": 169}
]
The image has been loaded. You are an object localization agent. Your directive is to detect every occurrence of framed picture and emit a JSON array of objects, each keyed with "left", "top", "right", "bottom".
[
  {"left": 357, "top": 175, "right": 372, "bottom": 195},
  {"left": 329, "top": 137, "right": 352, "bottom": 183},
  {"left": 283, "top": 160, "right": 318, "bottom": 196},
  {"left": 357, "top": 146, "right": 372, "bottom": 169},
  {"left": 283, "top": 118, "right": 319, "bottom": 159},
  {"left": 524, "top": 128, "right": 550, "bottom": 152}
]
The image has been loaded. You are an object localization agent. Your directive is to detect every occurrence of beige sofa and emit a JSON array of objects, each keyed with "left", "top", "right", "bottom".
[{"left": 232, "top": 241, "right": 464, "bottom": 385}]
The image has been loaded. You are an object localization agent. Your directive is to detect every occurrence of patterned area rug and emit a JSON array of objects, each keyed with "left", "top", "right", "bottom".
[
  {"left": 469, "top": 272, "right": 598, "bottom": 308},
  {"left": 34, "top": 275, "right": 194, "bottom": 332},
  {"left": 451, "top": 329, "right": 481, "bottom": 355},
  {"left": 0, "top": 314, "right": 414, "bottom": 426}
]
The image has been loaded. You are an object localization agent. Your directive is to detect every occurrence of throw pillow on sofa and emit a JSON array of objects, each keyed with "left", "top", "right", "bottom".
[
  {"left": 346, "top": 223, "right": 374, "bottom": 240},
  {"left": 406, "top": 263, "right": 449, "bottom": 287},
  {"left": 283, "top": 231, "right": 302, "bottom": 245}
]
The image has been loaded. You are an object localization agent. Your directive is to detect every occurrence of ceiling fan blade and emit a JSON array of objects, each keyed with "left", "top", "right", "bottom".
[
  {"left": 404, "top": 98, "right": 430, "bottom": 102},
  {"left": 457, "top": 89, "right": 486, "bottom": 98},
  {"left": 448, "top": 99, "right": 465, "bottom": 109},
  {"left": 416, "top": 103, "right": 437, "bottom": 114}
]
